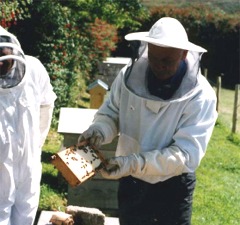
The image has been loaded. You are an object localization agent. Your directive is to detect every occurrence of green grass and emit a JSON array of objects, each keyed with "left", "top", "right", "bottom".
[
  {"left": 34, "top": 131, "right": 67, "bottom": 224},
  {"left": 192, "top": 121, "right": 240, "bottom": 225}
]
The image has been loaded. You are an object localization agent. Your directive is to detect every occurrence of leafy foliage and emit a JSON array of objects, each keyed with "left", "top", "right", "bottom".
[
  {"left": 0, "top": 0, "right": 31, "bottom": 27},
  {"left": 6, "top": 0, "right": 146, "bottom": 127},
  {"left": 142, "top": 0, "right": 240, "bottom": 14},
  {"left": 62, "top": 0, "right": 147, "bottom": 29}
]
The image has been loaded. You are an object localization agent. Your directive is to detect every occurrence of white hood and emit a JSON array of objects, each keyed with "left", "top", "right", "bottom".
[
  {"left": 0, "top": 26, "right": 22, "bottom": 46},
  {"left": 0, "top": 26, "right": 26, "bottom": 88}
]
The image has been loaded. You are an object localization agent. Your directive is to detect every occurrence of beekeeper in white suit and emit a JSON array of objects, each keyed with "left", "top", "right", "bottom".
[
  {"left": 78, "top": 17, "right": 218, "bottom": 225},
  {"left": 0, "top": 26, "right": 56, "bottom": 225}
]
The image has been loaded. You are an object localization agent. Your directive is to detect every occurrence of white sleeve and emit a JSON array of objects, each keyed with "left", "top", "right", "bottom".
[
  {"left": 30, "top": 56, "right": 57, "bottom": 147},
  {"left": 37, "top": 60, "right": 57, "bottom": 105},
  {"left": 39, "top": 104, "right": 54, "bottom": 148},
  {"left": 26, "top": 55, "right": 57, "bottom": 105}
]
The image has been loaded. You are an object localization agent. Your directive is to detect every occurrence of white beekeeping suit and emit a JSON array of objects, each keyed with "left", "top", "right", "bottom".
[{"left": 0, "top": 26, "right": 57, "bottom": 225}]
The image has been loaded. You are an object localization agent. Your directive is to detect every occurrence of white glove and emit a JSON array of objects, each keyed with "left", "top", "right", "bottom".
[
  {"left": 78, "top": 126, "right": 104, "bottom": 148},
  {"left": 100, "top": 154, "right": 145, "bottom": 180}
]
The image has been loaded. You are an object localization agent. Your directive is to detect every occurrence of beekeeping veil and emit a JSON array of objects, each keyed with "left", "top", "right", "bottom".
[
  {"left": 123, "top": 17, "right": 208, "bottom": 100},
  {"left": 0, "top": 26, "right": 26, "bottom": 88}
]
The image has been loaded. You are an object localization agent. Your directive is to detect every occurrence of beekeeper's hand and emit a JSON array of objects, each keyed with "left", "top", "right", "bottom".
[
  {"left": 100, "top": 154, "right": 145, "bottom": 179},
  {"left": 78, "top": 126, "right": 104, "bottom": 148}
]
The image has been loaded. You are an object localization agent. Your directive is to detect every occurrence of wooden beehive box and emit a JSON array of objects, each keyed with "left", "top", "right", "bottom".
[
  {"left": 88, "top": 80, "right": 108, "bottom": 109},
  {"left": 51, "top": 145, "right": 105, "bottom": 187},
  {"left": 57, "top": 108, "right": 119, "bottom": 216},
  {"left": 97, "top": 57, "right": 131, "bottom": 86}
]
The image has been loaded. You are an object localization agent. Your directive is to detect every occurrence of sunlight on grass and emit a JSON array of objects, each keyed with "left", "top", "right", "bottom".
[
  {"left": 192, "top": 122, "right": 240, "bottom": 225},
  {"left": 42, "top": 162, "right": 58, "bottom": 177},
  {"left": 39, "top": 184, "right": 67, "bottom": 211}
]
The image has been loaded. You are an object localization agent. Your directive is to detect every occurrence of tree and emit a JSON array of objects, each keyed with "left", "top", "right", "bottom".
[{"left": 7, "top": 0, "right": 147, "bottom": 127}]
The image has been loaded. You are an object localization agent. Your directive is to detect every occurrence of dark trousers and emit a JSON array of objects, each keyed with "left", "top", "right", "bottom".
[{"left": 118, "top": 173, "right": 196, "bottom": 225}]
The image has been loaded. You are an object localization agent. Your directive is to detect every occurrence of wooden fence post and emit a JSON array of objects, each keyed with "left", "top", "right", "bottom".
[
  {"left": 216, "top": 75, "right": 222, "bottom": 112},
  {"left": 232, "top": 84, "right": 240, "bottom": 133}
]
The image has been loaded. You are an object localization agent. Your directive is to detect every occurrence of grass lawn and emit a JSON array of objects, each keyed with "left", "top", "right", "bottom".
[
  {"left": 192, "top": 122, "right": 240, "bottom": 224},
  {"left": 37, "top": 88, "right": 240, "bottom": 224}
]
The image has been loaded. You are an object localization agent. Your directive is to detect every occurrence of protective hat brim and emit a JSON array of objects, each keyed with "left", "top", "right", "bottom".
[{"left": 125, "top": 32, "right": 207, "bottom": 53}]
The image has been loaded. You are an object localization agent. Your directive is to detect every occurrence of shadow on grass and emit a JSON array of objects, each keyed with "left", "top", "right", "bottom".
[
  {"left": 41, "top": 172, "right": 58, "bottom": 189},
  {"left": 82, "top": 96, "right": 89, "bottom": 102},
  {"left": 41, "top": 151, "right": 54, "bottom": 163}
]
